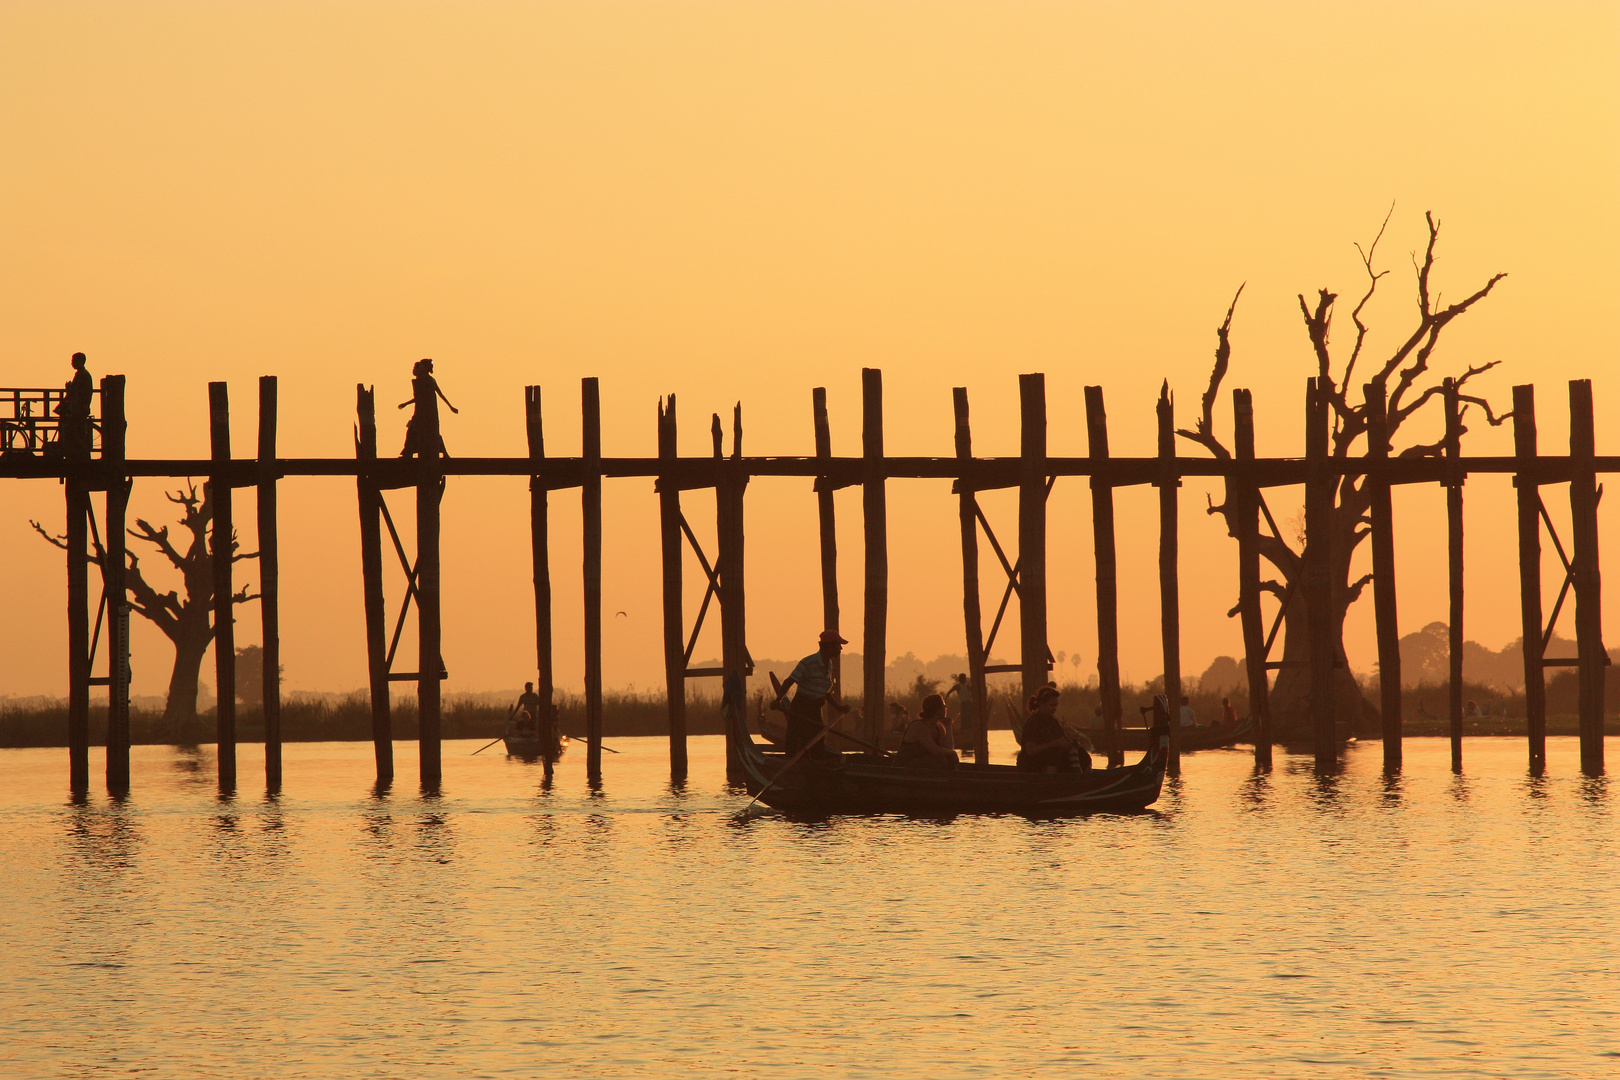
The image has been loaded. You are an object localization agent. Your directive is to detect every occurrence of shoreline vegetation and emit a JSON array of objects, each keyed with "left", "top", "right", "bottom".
[{"left": 0, "top": 675, "right": 1600, "bottom": 749}]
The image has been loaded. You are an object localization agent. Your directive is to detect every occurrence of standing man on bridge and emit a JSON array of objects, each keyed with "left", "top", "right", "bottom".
[{"left": 773, "top": 629, "right": 850, "bottom": 760}]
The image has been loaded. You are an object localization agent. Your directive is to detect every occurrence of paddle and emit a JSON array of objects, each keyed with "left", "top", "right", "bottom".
[
  {"left": 470, "top": 736, "right": 505, "bottom": 756},
  {"left": 741, "top": 720, "right": 836, "bottom": 814}
]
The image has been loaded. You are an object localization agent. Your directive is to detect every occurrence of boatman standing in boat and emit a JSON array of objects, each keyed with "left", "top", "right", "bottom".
[{"left": 773, "top": 630, "right": 851, "bottom": 760}]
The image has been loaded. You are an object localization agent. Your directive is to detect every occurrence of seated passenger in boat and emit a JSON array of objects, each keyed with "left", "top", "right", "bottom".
[
  {"left": 897, "top": 693, "right": 958, "bottom": 770},
  {"left": 511, "top": 708, "right": 538, "bottom": 738},
  {"left": 1017, "top": 686, "right": 1090, "bottom": 772}
]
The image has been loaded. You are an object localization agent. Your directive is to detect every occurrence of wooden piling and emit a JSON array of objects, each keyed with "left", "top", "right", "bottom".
[
  {"left": 1305, "top": 377, "right": 1336, "bottom": 772},
  {"left": 525, "top": 386, "right": 555, "bottom": 770},
  {"left": 1568, "top": 379, "right": 1605, "bottom": 775},
  {"left": 258, "top": 377, "right": 281, "bottom": 790},
  {"left": 209, "top": 382, "right": 237, "bottom": 792},
  {"left": 1084, "top": 387, "right": 1123, "bottom": 765},
  {"left": 415, "top": 385, "right": 443, "bottom": 788},
  {"left": 1512, "top": 385, "right": 1546, "bottom": 774},
  {"left": 66, "top": 465, "right": 89, "bottom": 795},
  {"left": 355, "top": 386, "right": 393, "bottom": 783},
  {"left": 953, "top": 388, "right": 990, "bottom": 762},
  {"left": 862, "top": 368, "right": 888, "bottom": 746},
  {"left": 1156, "top": 383, "right": 1182, "bottom": 776},
  {"left": 1018, "top": 375, "right": 1049, "bottom": 705},
  {"left": 102, "top": 376, "right": 130, "bottom": 795},
  {"left": 1363, "top": 381, "right": 1401, "bottom": 773},
  {"left": 1232, "top": 388, "right": 1272, "bottom": 769},
  {"left": 1443, "top": 379, "right": 1464, "bottom": 773},
  {"left": 813, "top": 389, "right": 841, "bottom": 710},
  {"left": 582, "top": 378, "right": 604, "bottom": 783},
  {"left": 717, "top": 403, "right": 749, "bottom": 782},
  {"left": 657, "top": 395, "right": 688, "bottom": 779}
]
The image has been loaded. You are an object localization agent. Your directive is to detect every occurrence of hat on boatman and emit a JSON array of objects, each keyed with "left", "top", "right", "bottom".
[{"left": 819, "top": 629, "right": 848, "bottom": 644}]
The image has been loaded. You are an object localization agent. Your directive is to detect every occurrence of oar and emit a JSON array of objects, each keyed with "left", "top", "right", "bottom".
[
  {"left": 741, "top": 721, "right": 835, "bottom": 814},
  {"left": 470, "top": 736, "right": 505, "bottom": 756},
  {"left": 569, "top": 735, "right": 621, "bottom": 754}
]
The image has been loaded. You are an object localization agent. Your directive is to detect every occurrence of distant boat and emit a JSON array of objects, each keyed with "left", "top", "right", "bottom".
[
  {"left": 1080, "top": 716, "right": 1255, "bottom": 754},
  {"left": 734, "top": 710, "right": 1168, "bottom": 816},
  {"left": 503, "top": 731, "right": 569, "bottom": 761}
]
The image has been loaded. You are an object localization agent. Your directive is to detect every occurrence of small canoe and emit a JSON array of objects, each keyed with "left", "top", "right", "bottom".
[
  {"left": 504, "top": 733, "right": 569, "bottom": 760},
  {"left": 1079, "top": 716, "right": 1254, "bottom": 753},
  {"left": 735, "top": 711, "right": 1167, "bottom": 816}
]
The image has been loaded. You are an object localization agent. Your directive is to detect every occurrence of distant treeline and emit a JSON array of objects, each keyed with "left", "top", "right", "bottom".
[{"left": 2, "top": 668, "right": 1605, "bottom": 748}]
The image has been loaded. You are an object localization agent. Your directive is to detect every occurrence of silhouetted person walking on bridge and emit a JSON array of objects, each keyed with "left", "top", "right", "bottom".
[{"left": 399, "top": 358, "right": 457, "bottom": 458}]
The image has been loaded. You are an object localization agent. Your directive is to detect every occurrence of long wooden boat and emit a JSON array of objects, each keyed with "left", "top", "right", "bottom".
[
  {"left": 735, "top": 712, "right": 1168, "bottom": 816},
  {"left": 1080, "top": 716, "right": 1254, "bottom": 753},
  {"left": 504, "top": 732, "right": 569, "bottom": 760}
]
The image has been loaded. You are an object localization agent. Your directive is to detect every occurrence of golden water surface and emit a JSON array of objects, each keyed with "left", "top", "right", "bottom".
[{"left": 1, "top": 735, "right": 1614, "bottom": 1078}]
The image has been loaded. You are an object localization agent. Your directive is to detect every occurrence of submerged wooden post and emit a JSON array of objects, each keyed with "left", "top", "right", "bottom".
[
  {"left": 1443, "top": 378, "right": 1464, "bottom": 773},
  {"left": 1018, "top": 374, "right": 1049, "bottom": 705},
  {"left": 416, "top": 387, "right": 443, "bottom": 788},
  {"left": 717, "top": 403, "right": 749, "bottom": 781},
  {"left": 813, "top": 388, "right": 842, "bottom": 712},
  {"left": 355, "top": 386, "right": 393, "bottom": 783},
  {"left": 1305, "top": 377, "right": 1336, "bottom": 772},
  {"left": 1364, "top": 381, "right": 1400, "bottom": 773},
  {"left": 1232, "top": 388, "right": 1272, "bottom": 769},
  {"left": 1568, "top": 379, "right": 1605, "bottom": 776},
  {"left": 65, "top": 451, "right": 90, "bottom": 795},
  {"left": 525, "top": 387, "right": 555, "bottom": 768},
  {"left": 257, "top": 376, "right": 281, "bottom": 791},
  {"left": 582, "top": 378, "right": 604, "bottom": 783},
  {"left": 952, "top": 388, "right": 989, "bottom": 762},
  {"left": 209, "top": 382, "right": 237, "bottom": 792},
  {"left": 1156, "top": 383, "right": 1182, "bottom": 777},
  {"left": 861, "top": 368, "right": 888, "bottom": 746},
  {"left": 102, "top": 376, "right": 130, "bottom": 795},
  {"left": 657, "top": 395, "right": 687, "bottom": 779},
  {"left": 1512, "top": 385, "right": 1546, "bottom": 774},
  {"left": 1084, "top": 386, "right": 1123, "bottom": 765}
]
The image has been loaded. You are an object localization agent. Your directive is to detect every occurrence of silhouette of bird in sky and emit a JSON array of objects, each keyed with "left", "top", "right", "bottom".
[{"left": 615, "top": 611, "right": 628, "bottom": 617}]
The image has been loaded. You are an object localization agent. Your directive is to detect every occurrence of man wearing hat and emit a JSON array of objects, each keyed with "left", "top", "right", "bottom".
[{"left": 774, "top": 630, "right": 851, "bottom": 758}]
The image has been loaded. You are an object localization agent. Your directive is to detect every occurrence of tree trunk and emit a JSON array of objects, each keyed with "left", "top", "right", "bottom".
[
  {"left": 1267, "top": 582, "right": 1377, "bottom": 739},
  {"left": 163, "top": 609, "right": 214, "bottom": 741}
]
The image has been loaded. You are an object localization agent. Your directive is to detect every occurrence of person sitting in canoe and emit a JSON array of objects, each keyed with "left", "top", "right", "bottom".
[
  {"left": 1016, "top": 685, "right": 1090, "bottom": 772},
  {"left": 773, "top": 629, "right": 851, "bottom": 761},
  {"left": 897, "top": 693, "right": 958, "bottom": 770},
  {"left": 510, "top": 707, "right": 537, "bottom": 738}
]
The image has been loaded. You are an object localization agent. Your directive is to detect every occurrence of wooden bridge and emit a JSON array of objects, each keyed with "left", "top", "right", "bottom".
[{"left": 1, "top": 370, "right": 1608, "bottom": 796}]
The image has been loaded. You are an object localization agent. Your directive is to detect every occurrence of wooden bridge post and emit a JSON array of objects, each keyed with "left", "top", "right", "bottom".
[
  {"left": 209, "top": 382, "right": 237, "bottom": 792},
  {"left": 65, "top": 455, "right": 90, "bottom": 795},
  {"left": 1084, "top": 387, "right": 1123, "bottom": 766},
  {"left": 1018, "top": 374, "right": 1049, "bottom": 706},
  {"left": 813, "top": 388, "right": 842, "bottom": 712},
  {"left": 1305, "top": 377, "right": 1336, "bottom": 772},
  {"left": 1363, "top": 381, "right": 1401, "bottom": 773},
  {"left": 525, "top": 387, "right": 555, "bottom": 768},
  {"left": 1512, "top": 385, "right": 1546, "bottom": 774},
  {"left": 415, "top": 388, "right": 443, "bottom": 788},
  {"left": 1232, "top": 388, "right": 1272, "bottom": 769},
  {"left": 355, "top": 386, "right": 393, "bottom": 784},
  {"left": 953, "top": 389, "right": 989, "bottom": 762},
  {"left": 582, "top": 378, "right": 604, "bottom": 784},
  {"left": 1156, "top": 383, "right": 1182, "bottom": 777},
  {"left": 862, "top": 369, "right": 888, "bottom": 747},
  {"left": 257, "top": 376, "right": 281, "bottom": 791},
  {"left": 657, "top": 395, "right": 687, "bottom": 780},
  {"left": 102, "top": 376, "right": 131, "bottom": 795},
  {"left": 1568, "top": 379, "right": 1605, "bottom": 775},
  {"left": 717, "top": 404, "right": 749, "bottom": 781},
  {"left": 1443, "top": 379, "right": 1464, "bottom": 773}
]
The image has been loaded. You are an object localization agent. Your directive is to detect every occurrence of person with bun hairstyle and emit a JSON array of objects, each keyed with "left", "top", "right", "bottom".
[
  {"left": 1017, "top": 685, "right": 1088, "bottom": 772},
  {"left": 897, "top": 693, "right": 958, "bottom": 770}
]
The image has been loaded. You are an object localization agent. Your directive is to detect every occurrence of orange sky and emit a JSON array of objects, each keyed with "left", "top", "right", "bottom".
[{"left": 3, "top": 1, "right": 1617, "bottom": 702}]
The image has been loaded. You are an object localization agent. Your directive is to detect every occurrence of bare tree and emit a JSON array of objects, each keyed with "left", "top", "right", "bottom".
[
  {"left": 1177, "top": 211, "right": 1507, "bottom": 731},
  {"left": 34, "top": 481, "right": 258, "bottom": 733}
]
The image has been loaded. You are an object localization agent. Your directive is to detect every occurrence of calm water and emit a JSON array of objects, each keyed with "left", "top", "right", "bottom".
[{"left": 2, "top": 735, "right": 1614, "bottom": 1079}]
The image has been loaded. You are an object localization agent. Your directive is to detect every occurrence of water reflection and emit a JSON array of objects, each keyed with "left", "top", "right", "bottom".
[
  {"left": 1236, "top": 772, "right": 1273, "bottom": 813},
  {"left": 1378, "top": 772, "right": 1405, "bottom": 809}
]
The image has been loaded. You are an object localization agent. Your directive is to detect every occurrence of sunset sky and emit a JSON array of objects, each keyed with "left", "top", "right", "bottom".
[{"left": 3, "top": 1, "right": 1617, "bottom": 704}]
